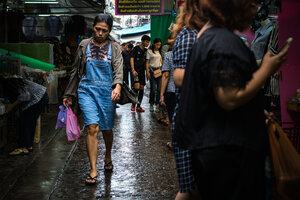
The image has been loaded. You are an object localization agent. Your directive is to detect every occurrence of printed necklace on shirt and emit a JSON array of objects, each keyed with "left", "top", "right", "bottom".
[{"left": 90, "top": 40, "right": 109, "bottom": 61}]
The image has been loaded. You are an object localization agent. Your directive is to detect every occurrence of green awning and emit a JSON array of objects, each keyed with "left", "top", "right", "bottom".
[{"left": 0, "top": 48, "right": 55, "bottom": 72}]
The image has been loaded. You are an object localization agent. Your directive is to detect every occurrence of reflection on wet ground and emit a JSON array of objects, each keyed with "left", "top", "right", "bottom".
[
  {"left": 1, "top": 95, "right": 178, "bottom": 200},
  {"left": 50, "top": 100, "right": 178, "bottom": 200}
]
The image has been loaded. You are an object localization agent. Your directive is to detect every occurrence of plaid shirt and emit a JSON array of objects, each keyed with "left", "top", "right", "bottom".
[
  {"left": 18, "top": 80, "right": 47, "bottom": 111},
  {"left": 162, "top": 51, "right": 175, "bottom": 93},
  {"left": 173, "top": 27, "right": 198, "bottom": 70},
  {"left": 171, "top": 27, "right": 198, "bottom": 193}
]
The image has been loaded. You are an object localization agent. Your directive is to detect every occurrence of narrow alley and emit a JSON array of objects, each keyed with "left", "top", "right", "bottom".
[{"left": 0, "top": 95, "right": 179, "bottom": 200}]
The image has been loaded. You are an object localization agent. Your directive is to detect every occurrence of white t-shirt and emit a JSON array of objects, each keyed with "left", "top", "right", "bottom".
[{"left": 146, "top": 49, "right": 162, "bottom": 68}]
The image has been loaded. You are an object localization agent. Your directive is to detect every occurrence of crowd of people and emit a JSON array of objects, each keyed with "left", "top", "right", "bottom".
[
  {"left": 62, "top": 0, "right": 291, "bottom": 198},
  {"left": 2, "top": 0, "right": 292, "bottom": 199},
  {"left": 61, "top": 0, "right": 292, "bottom": 197}
]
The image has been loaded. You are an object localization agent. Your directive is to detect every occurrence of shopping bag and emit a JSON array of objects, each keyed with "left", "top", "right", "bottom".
[
  {"left": 66, "top": 107, "right": 81, "bottom": 141},
  {"left": 153, "top": 68, "right": 162, "bottom": 78},
  {"left": 268, "top": 121, "right": 300, "bottom": 200},
  {"left": 117, "top": 81, "right": 138, "bottom": 105},
  {"left": 55, "top": 105, "right": 67, "bottom": 129}
]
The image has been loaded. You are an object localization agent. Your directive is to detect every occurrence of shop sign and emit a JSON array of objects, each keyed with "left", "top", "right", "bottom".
[{"left": 115, "top": 0, "right": 163, "bottom": 15}]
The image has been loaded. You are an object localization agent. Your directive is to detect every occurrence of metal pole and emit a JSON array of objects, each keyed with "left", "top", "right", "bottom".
[{"left": 3, "top": 0, "right": 8, "bottom": 42}]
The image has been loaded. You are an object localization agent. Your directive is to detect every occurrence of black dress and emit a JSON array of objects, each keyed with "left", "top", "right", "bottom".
[{"left": 175, "top": 27, "right": 267, "bottom": 199}]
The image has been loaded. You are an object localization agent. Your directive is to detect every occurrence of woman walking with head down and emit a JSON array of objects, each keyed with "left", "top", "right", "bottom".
[{"left": 63, "top": 14, "right": 123, "bottom": 185}]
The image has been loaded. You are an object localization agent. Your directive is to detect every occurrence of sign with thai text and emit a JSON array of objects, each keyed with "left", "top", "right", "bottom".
[{"left": 116, "top": 0, "right": 163, "bottom": 15}]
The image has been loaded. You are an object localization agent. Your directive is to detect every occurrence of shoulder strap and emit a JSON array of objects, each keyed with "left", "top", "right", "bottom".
[
  {"left": 86, "top": 42, "right": 91, "bottom": 57},
  {"left": 108, "top": 41, "right": 112, "bottom": 60}
]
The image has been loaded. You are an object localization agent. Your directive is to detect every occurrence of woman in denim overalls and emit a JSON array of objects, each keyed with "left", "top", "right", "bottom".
[{"left": 63, "top": 14, "right": 123, "bottom": 185}]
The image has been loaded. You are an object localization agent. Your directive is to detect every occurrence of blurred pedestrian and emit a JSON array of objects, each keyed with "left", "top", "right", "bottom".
[
  {"left": 160, "top": 40, "right": 175, "bottom": 148},
  {"left": 63, "top": 14, "right": 123, "bottom": 185},
  {"left": 0, "top": 76, "right": 48, "bottom": 156},
  {"left": 170, "top": 0, "right": 207, "bottom": 199},
  {"left": 175, "top": 0, "right": 291, "bottom": 199},
  {"left": 120, "top": 43, "right": 127, "bottom": 51},
  {"left": 122, "top": 43, "right": 134, "bottom": 85},
  {"left": 161, "top": 35, "right": 172, "bottom": 60},
  {"left": 130, "top": 35, "right": 151, "bottom": 112},
  {"left": 146, "top": 38, "right": 162, "bottom": 113}
]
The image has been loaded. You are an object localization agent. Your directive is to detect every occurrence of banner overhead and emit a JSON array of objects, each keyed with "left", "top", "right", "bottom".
[{"left": 116, "top": 0, "right": 163, "bottom": 15}]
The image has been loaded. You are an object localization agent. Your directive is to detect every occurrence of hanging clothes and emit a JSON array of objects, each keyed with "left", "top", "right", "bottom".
[
  {"left": 22, "top": 17, "right": 37, "bottom": 40},
  {"left": 264, "top": 23, "right": 280, "bottom": 110},
  {"left": 45, "top": 16, "right": 63, "bottom": 36},
  {"left": 64, "top": 15, "right": 86, "bottom": 36},
  {"left": 6, "top": 10, "right": 25, "bottom": 42},
  {"left": 251, "top": 19, "right": 274, "bottom": 60}
]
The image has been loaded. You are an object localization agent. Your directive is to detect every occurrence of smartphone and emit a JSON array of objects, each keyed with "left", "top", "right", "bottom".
[{"left": 278, "top": 37, "right": 293, "bottom": 53}]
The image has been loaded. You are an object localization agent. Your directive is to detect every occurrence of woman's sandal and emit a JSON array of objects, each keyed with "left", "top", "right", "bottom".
[
  {"left": 166, "top": 142, "right": 173, "bottom": 151},
  {"left": 85, "top": 175, "right": 98, "bottom": 185},
  {"left": 9, "top": 148, "right": 30, "bottom": 156},
  {"left": 104, "top": 161, "right": 114, "bottom": 172}
]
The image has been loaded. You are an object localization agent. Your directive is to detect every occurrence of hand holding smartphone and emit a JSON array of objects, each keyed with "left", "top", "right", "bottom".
[{"left": 273, "top": 37, "right": 293, "bottom": 55}]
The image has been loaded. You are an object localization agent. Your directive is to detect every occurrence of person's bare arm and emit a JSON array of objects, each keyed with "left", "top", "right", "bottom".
[
  {"left": 173, "top": 68, "right": 185, "bottom": 88},
  {"left": 160, "top": 71, "right": 170, "bottom": 106},
  {"left": 5, "top": 100, "right": 22, "bottom": 113},
  {"left": 214, "top": 45, "right": 290, "bottom": 111},
  {"left": 130, "top": 57, "right": 137, "bottom": 76},
  {"left": 145, "top": 59, "right": 150, "bottom": 80}
]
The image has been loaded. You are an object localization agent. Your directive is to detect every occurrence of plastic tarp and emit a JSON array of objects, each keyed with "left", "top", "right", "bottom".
[
  {"left": 150, "top": 15, "right": 175, "bottom": 45},
  {"left": 0, "top": 48, "right": 55, "bottom": 72},
  {"left": 114, "top": 23, "right": 150, "bottom": 37}
]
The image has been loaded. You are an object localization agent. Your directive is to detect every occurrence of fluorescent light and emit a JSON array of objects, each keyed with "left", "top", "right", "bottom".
[
  {"left": 25, "top": 1, "right": 59, "bottom": 4},
  {"left": 38, "top": 14, "right": 69, "bottom": 17}
]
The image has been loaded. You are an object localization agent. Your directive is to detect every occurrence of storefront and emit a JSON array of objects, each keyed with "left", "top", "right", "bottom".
[{"left": 0, "top": 0, "right": 299, "bottom": 147}]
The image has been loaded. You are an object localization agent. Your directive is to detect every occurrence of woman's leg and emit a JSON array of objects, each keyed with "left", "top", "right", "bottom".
[
  {"left": 156, "top": 76, "right": 162, "bottom": 106},
  {"left": 86, "top": 124, "right": 99, "bottom": 178},
  {"left": 27, "top": 93, "right": 49, "bottom": 148},
  {"left": 19, "top": 107, "right": 36, "bottom": 150},
  {"left": 137, "top": 85, "right": 145, "bottom": 108},
  {"left": 102, "top": 130, "right": 114, "bottom": 170},
  {"left": 149, "top": 72, "right": 155, "bottom": 105}
]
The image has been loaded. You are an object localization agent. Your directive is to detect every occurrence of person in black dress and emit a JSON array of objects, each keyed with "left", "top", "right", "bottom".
[{"left": 174, "top": 0, "right": 291, "bottom": 199}]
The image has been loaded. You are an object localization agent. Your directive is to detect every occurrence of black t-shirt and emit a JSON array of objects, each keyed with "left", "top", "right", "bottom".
[
  {"left": 131, "top": 45, "right": 147, "bottom": 71},
  {"left": 175, "top": 27, "right": 267, "bottom": 152}
]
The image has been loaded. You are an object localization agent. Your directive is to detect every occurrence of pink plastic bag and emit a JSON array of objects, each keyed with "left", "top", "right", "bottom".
[{"left": 66, "top": 107, "right": 81, "bottom": 141}]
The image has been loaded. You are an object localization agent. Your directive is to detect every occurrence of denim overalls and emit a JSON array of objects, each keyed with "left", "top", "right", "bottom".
[{"left": 78, "top": 41, "right": 116, "bottom": 130}]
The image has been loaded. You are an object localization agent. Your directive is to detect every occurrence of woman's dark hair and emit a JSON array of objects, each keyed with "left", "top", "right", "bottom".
[
  {"left": 172, "top": 0, "right": 207, "bottom": 41},
  {"left": 93, "top": 14, "right": 113, "bottom": 31},
  {"left": 151, "top": 38, "right": 162, "bottom": 54},
  {"left": 0, "top": 76, "right": 26, "bottom": 103},
  {"left": 200, "top": 0, "right": 263, "bottom": 32}
]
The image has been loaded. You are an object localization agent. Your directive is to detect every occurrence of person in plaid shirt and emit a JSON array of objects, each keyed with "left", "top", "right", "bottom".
[
  {"left": 170, "top": 0, "right": 207, "bottom": 199},
  {"left": 0, "top": 76, "right": 48, "bottom": 156}
]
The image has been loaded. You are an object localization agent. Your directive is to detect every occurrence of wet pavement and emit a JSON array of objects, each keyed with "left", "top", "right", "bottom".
[{"left": 0, "top": 94, "right": 179, "bottom": 200}]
